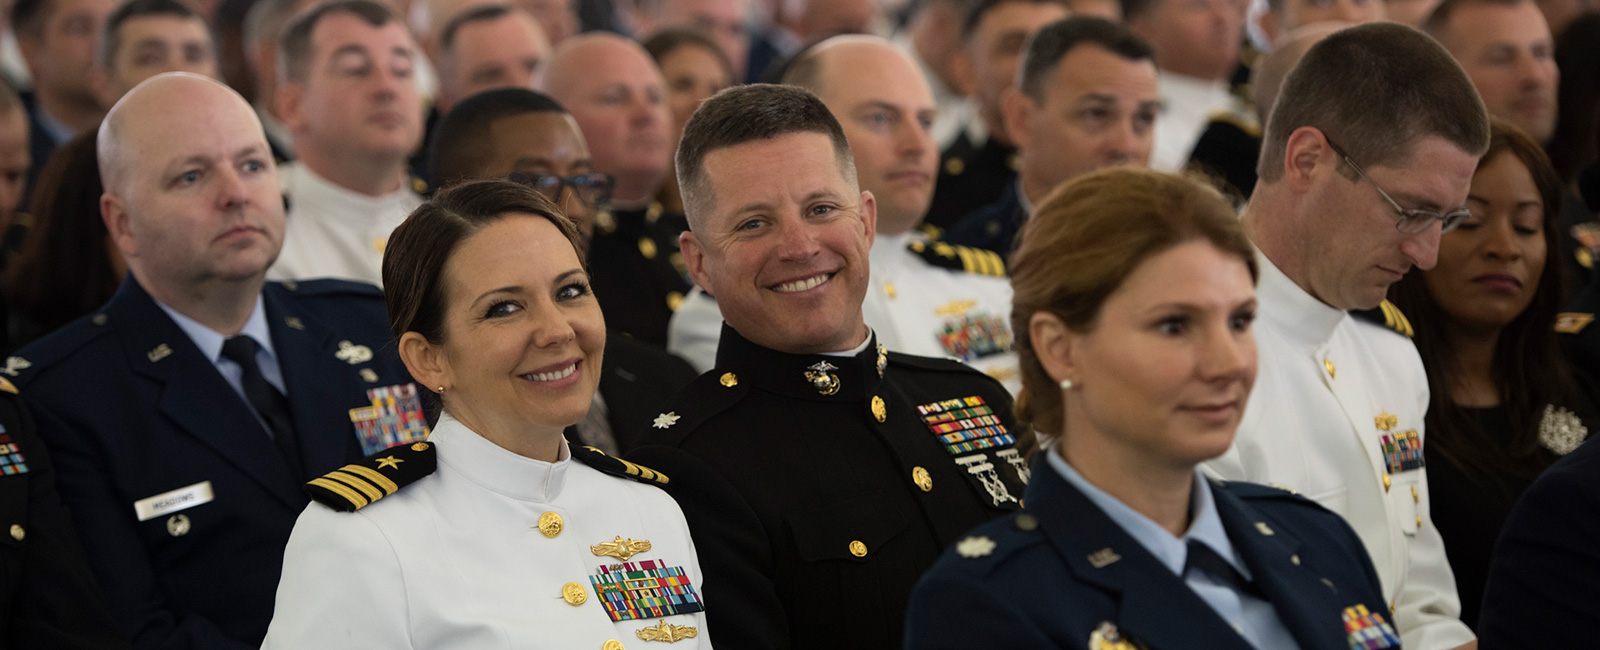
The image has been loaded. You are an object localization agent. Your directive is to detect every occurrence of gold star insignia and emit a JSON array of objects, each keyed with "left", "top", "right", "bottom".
[{"left": 376, "top": 456, "right": 403, "bottom": 470}]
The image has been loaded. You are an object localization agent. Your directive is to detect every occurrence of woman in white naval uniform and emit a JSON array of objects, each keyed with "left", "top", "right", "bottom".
[{"left": 262, "top": 179, "right": 709, "bottom": 649}]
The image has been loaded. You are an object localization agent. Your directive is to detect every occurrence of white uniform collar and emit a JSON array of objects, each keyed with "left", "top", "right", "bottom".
[
  {"left": 1255, "top": 248, "right": 1347, "bottom": 350},
  {"left": 280, "top": 161, "right": 417, "bottom": 221},
  {"left": 428, "top": 412, "right": 574, "bottom": 503}
]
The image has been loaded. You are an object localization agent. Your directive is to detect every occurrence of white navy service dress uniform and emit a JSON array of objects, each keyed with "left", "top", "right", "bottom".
[
  {"left": 1201, "top": 252, "right": 1474, "bottom": 650},
  {"left": 269, "top": 161, "right": 424, "bottom": 287},
  {"left": 262, "top": 413, "right": 711, "bottom": 649},
  {"left": 667, "top": 231, "right": 1021, "bottom": 393}
]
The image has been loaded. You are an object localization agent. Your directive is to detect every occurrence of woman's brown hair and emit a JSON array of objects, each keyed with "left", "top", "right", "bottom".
[
  {"left": 383, "top": 178, "right": 583, "bottom": 344},
  {"left": 1010, "top": 168, "right": 1256, "bottom": 442}
]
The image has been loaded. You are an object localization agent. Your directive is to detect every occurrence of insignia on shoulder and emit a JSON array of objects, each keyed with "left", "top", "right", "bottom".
[
  {"left": 907, "top": 240, "right": 1006, "bottom": 277},
  {"left": 334, "top": 340, "right": 373, "bottom": 364},
  {"left": 1556, "top": 312, "right": 1594, "bottom": 334},
  {"left": 305, "top": 441, "right": 437, "bottom": 512},
  {"left": 955, "top": 535, "right": 996, "bottom": 558},
  {"left": 1, "top": 356, "right": 33, "bottom": 378},
  {"left": 574, "top": 445, "right": 669, "bottom": 486},
  {"left": 1352, "top": 301, "right": 1413, "bottom": 338},
  {"left": 653, "top": 412, "right": 680, "bottom": 429}
]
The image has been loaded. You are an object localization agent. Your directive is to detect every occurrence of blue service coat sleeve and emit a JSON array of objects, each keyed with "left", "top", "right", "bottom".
[
  {"left": 26, "top": 400, "right": 252, "bottom": 650},
  {"left": 1479, "top": 454, "right": 1600, "bottom": 648}
]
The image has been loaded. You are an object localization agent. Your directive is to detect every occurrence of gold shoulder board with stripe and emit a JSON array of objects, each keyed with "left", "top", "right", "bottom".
[
  {"left": 305, "top": 441, "right": 437, "bottom": 512},
  {"left": 574, "top": 445, "right": 669, "bottom": 487},
  {"left": 1556, "top": 313, "right": 1595, "bottom": 334},
  {"left": 1378, "top": 300, "right": 1414, "bottom": 338},
  {"left": 907, "top": 241, "right": 1007, "bottom": 277}
]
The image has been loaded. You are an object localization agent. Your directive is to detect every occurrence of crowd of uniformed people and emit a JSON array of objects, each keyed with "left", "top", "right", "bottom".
[{"left": 0, "top": 0, "right": 1594, "bottom": 644}]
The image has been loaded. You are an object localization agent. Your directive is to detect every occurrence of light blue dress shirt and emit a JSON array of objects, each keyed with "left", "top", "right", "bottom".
[
  {"left": 1047, "top": 450, "right": 1301, "bottom": 650},
  {"left": 156, "top": 296, "right": 287, "bottom": 433}
]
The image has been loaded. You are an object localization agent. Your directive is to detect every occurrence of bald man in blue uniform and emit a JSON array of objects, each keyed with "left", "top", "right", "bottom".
[{"left": 10, "top": 74, "right": 422, "bottom": 650}]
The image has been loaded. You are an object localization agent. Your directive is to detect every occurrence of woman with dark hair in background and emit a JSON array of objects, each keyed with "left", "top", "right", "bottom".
[
  {"left": 1, "top": 130, "right": 123, "bottom": 353},
  {"left": 1388, "top": 119, "right": 1592, "bottom": 629},
  {"left": 643, "top": 28, "right": 734, "bottom": 222}
]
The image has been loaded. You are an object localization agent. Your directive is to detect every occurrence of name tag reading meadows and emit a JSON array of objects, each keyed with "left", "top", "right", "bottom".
[{"left": 133, "top": 481, "right": 214, "bottom": 522}]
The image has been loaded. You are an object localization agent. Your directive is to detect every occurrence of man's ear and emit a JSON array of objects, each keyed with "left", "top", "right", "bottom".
[
  {"left": 398, "top": 331, "right": 449, "bottom": 394},
  {"left": 101, "top": 191, "right": 138, "bottom": 261},
  {"left": 680, "top": 230, "right": 712, "bottom": 294},
  {"left": 275, "top": 81, "right": 306, "bottom": 133},
  {"left": 858, "top": 190, "right": 876, "bottom": 248},
  {"left": 1282, "top": 125, "right": 1333, "bottom": 193},
  {"left": 1000, "top": 87, "right": 1033, "bottom": 153},
  {"left": 1030, "top": 310, "right": 1077, "bottom": 386}
]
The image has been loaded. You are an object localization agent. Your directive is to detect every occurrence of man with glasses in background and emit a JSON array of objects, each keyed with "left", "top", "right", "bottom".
[
  {"left": 429, "top": 87, "right": 698, "bottom": 453},
  {"left": 1199, "top": 23, "right": 1487, "bottom": 650}
]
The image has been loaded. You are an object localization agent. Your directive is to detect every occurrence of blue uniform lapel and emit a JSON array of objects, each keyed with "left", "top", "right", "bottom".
[
  {"left": 1212, "top": 487, "right": 1353, "bottom": 650},
  {"left": 1027, "top": 459, "right": 1256, "bottom": 650},
  {"left": 110, "top": 278, "right": 305, "bottom": 509},
  {"left": 262, "top": 284, "right": 363, "bottom": 477}
]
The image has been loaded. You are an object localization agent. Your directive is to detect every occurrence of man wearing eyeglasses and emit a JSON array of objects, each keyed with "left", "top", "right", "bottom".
[
  {"left": 1199, "top": 23, "right": 1488, "bottom": 650},
  {"left": 429, "top": 87, "right": 699, "bottom": 454}
]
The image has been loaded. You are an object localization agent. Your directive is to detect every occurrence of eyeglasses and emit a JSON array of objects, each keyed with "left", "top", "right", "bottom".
[
  {"left": 508, "top": 172, "right": 614, "bottom": 207},
  {"left": 1324, "top": 136, "right": 1471, "bottom": 235}
]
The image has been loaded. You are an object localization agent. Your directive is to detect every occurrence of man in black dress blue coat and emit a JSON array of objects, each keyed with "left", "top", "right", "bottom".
[
  {"left": 1479, "top": 436, "right": 1600, "bottom": 647},
  {"left": 10, "top": 74, "right": 422, "bottom": 650}
]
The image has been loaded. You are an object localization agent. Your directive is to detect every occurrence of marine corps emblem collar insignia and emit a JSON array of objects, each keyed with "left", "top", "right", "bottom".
[{"left": 804, "top": 361, "right": 840, "bottom": 395}]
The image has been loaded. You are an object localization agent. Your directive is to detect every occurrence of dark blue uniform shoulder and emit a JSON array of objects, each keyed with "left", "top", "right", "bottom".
[
  {"left": 8, "top": 311, "right": 118, "bottom": 388},
  {"left": 272, "top": 278, "right": 383, "bottom": 301},
  {"left": 930, "top": 511, "right": 1050, "bottom": 579}
]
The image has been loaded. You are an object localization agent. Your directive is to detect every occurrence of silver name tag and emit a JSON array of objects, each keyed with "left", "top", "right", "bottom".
[{"left": 133, "top": 481, "right": 214, "bottom": 522}]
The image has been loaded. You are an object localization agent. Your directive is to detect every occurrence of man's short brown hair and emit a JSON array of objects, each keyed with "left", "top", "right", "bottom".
[
  {"left": 277, "top": 0, "right": 398, "bottom": 84},
  {"left": 1258, "top": 22, "right": 1489, "bottom": 182},
  {"left": 675, "top": 84, "right": 854, "bottom": 229}
]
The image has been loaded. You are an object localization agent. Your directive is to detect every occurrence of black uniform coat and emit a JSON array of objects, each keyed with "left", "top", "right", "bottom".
[
  {"left": 941, "top": 181, "right": 1027, "bottom": 257},
  {"left": 12, "top": 277, "right": 415, "bottom": 650},
  {"left": 0, "top": 386, "right": 128, "bottom": 649},
  {"left": 925, "top": 134, "right": 1016, "bottom": 232},
  {"left": 590, "top": 206, "right": 691, "bottom": 346},
  {"left": 905, "top": 458, "right": 1394, "bottom": 650},
  {"left": 627, "top": 325, "right": 1030, "bottom": 650},
  {"left": 594, "top": 333, "right": 698, "bottom": 454},
  {"left": 1479, "top": 436, "right": 1600, "bottom": 648}
]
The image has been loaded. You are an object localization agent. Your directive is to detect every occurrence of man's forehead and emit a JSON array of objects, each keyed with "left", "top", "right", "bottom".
[{"left": 311, "top": 15, "right": 412, "bottom": 55}]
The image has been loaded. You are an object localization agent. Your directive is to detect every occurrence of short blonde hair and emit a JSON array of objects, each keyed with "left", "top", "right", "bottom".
[{"left": 1009, "top": 168, "right": 1256, "bottom": 441}]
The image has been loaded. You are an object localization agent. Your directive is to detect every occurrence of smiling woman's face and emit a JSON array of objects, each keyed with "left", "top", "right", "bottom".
[
  {"left": 427, "top": 215, "right": 605, "bottom": 439},
  {"left": 1422, "top": 151, "right": 1547, "bottom": 335}
]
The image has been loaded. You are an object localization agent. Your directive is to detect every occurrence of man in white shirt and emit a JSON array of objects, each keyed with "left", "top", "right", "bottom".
[
  {"left": 269, "top": 0, "right": 424, "bottom": 286},
  {"left": 669, "top": 35, "right": 1020, "bottom": 391},
  {"left": 1124, "top": 0, "right": 1243, "bottom": 171},
  {"left": 1200, "top": 22, "right": 1487, "bottom": 650}
]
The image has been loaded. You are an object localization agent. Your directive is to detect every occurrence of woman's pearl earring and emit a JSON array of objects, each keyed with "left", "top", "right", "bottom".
[{"left": 1060, "top": 379, "right": 1074, "bottom": 390}]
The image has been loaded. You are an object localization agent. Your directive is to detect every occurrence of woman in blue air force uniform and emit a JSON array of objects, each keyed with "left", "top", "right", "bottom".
[{"left": 905, "top": 169, "right": 1396, "bottom": 650}]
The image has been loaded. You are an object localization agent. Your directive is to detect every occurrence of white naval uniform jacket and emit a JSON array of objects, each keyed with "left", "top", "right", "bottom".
[
  {"left": 261, "top": 414, "right": 710, "bottom": 649},
  {"left": 268, "top": 162, "right": 423, "bottom": 288},
  {"left": 667, "top": 231, "right": 1022, "bottom": 393},
  {"left": 1202, "top": 253, "right": 1474, "bottom": 650}
]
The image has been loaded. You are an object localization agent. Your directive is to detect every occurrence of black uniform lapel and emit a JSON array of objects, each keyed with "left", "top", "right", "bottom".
[
  {"left": 1032, "top": 461, "right": 1256, "bottom": 650},
  {"left": 264, "top": 285, "right": 366, "bottom": 477},
  {"left": 1213, "top": 486, "right": 1354, "bottom": 650},
  {"left": 114, "top": 280, "right": 304, "bottom": 508}
]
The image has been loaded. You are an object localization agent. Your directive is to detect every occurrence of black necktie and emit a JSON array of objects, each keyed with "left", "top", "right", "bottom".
[
  {"left": 221, "top": 336, "right": 303, "bottom": 481},
  {"left": 1184, "top": 539, "right": 1264, "bottom": 600}
]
